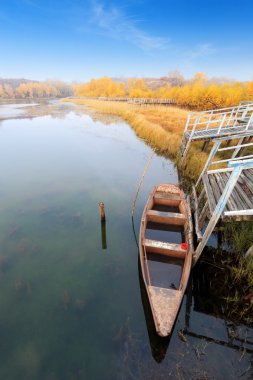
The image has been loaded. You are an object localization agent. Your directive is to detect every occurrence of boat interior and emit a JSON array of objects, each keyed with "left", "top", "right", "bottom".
[{"left": 142, "top": 189, "right": 192, "bottom": 292}]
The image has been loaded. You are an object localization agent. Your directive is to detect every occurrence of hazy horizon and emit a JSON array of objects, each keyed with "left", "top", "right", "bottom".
[{"left": 1, "top": 0, "right": 253, "bottom": 82}]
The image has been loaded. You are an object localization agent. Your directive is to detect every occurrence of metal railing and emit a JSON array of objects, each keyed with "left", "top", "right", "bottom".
[{"left": 183, "top": 102, "right": 253, "bottom": 137}]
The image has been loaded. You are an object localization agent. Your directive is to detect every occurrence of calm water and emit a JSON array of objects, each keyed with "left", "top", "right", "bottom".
[{"left": 0, "top": 100, "right": 252, "bottom": 380}]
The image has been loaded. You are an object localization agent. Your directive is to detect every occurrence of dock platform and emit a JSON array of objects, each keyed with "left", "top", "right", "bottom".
[{"left": 180, "top": 102, "right": 253, "bottom": 163}]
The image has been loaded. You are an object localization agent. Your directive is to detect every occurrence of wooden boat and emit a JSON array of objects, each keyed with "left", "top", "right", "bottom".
[{"left": 139, "top": 184, "right": 193, "bottom": 337}]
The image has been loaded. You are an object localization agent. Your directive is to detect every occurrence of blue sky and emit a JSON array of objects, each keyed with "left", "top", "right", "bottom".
[{"left": 0, "top": 0, "right": 252, "bottom": 82}]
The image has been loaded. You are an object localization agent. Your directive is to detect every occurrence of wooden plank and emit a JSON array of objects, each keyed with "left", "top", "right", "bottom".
[
  {"left": 208, "top": 174, "right": 221, "bottom": 204},
  {"left": 145, "top": 239, "right": 186, "bottom": 258},
  {"left": 223, "top": 172, "right": 249, "bottom": 210},
  {"left": 224, "top": 173, "right": 252, "bottom": 210},
  {"left": 202, "top": 173, "right": 216, "bottom": 212},
  {"left": 240, "top": 172, "right": 253, "bottom": 194},
  {"left": 215, "top": 173, "right": 237, "bottom": 211},
  {"left": 146, "top": 210, "right": 186, "bottom": 225},
  {"left": 209, "top": 172, "right": 240, "bottom": 216},
  {"left": 233, "top": 182, "right": 253, "bottom": 209},
  {"left": 198, "top": 187, "right": 206, "bottom": 204},
  {"left": 154, "top": 192, "right": 181, "bottom": 206},
  {"left": 192, "top": 186, "right": 202, "bottom": 240},
  {"left": 196, "top": 140, "right": 221, "bottom": 188},
  {"left": 243, "top": 168, "right": 253, "bottom": 183},
  {"left": 198, "top": 200, "right": 209, "bottom": 228},
  {"left": 186, "top": 195, "right": 194, "bottom": 238}
]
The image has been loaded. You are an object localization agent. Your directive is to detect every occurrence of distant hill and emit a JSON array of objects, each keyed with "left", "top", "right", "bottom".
[
  {"left": 0, "top": 78, "right": 38, "bottom": 90},
  {"left": 112, "top": 76, "right": 177, "bottom": 90}
]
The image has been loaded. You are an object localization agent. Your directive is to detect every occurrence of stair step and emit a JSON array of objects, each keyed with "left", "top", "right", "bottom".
[
  {"left": 147, "top": 210, "right": 186, "bottom": 225},
  {"left": 154, "top": 193, "right": 181, "bottom": 206},
  {"left": 145, "top": 239, "right": 186, "bottom": 258}
]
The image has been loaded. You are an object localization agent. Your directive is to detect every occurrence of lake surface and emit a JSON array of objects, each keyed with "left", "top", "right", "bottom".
[{"left": 0, "top": 100, "right": 252, "bottom": 380}]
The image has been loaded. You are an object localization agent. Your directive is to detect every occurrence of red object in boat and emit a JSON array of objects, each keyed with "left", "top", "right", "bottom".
[{"left": 181, "top": 243, "right": 188, "bottom": 250}]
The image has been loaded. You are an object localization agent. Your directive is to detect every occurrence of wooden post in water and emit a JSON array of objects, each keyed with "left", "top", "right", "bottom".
[
  {"left": 99, "top": 202, "right": 106, "bottom": 222},
  {"left": 99, "top": 202, "right": 107, "bottom": 249}
]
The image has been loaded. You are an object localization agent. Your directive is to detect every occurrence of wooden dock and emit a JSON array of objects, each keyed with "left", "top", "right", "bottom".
[
  {"left": 72, "top": 96, "right": 176, "bottom": 105},
  {"left": 191, "top": 132, "right": 253, "bottom": 263},
  {"left": 180, "top": 102, "right": 253, "bottom": 163},
  {"left": 127, "top": 98, "right": 176, "bottom": 105}
]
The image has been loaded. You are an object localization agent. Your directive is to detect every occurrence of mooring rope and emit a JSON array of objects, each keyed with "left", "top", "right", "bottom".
[{"left": 132, "top": 152, "right": 155, "bottom": 218}]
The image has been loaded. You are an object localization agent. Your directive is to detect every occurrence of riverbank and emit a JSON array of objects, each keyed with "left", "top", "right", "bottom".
[
  {"left": 64, "top": 98, "right": 253, "bottom": 325},
  {"left": 63, "top": 98, "right": 210, "bottom": 182}
]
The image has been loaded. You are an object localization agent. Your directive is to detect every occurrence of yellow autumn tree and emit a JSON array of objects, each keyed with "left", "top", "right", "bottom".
[
  {"left": 0, "top": 84, "right": 4, "bottom": 97},
  {"left": 4, "top": 84, "right": 14, "bottom": 98},
  {"left": 128, "top": 79, "right": 152, "bottom": 98},
  {"left": 74, "top": 77, "right": 126, "bottom": 98},
  {"left": 153, "top": 85, "right": 173, "bottom": 98},
  {"left": 15, "top": 83, "right": 28, "bottom": 98},
  {"left": 245, "top": 81, "right": 253, "bottom": 101},
  {"left": 73, "top": 73, "right": 253, "bottom": 110},
  {"left": 193, "top": 72, "right": 208, "bottom": 85}
]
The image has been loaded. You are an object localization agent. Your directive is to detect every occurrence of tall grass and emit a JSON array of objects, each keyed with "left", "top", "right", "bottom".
[
  {"left": 224, "top": 221, "right": 253, "bottom": 254},
  {"left": 226, "top": 256, "right": 253, "bottom": 325}
]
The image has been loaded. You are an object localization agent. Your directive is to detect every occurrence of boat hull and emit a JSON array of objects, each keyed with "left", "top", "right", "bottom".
[{"left": 139, "top": 184, "right": 193, "bottom": 337}]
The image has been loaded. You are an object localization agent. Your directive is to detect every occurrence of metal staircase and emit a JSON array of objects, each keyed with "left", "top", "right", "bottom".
[{"left": 191, "top": 133, "right": 253, "bottom": 264}]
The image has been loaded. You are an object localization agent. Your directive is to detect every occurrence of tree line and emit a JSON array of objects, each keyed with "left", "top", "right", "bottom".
[
  {"left": 0, "top": 80, "right": 73, "bottom": 99},
  {"left": 1, "top": 73, "right": 252, "bottom": 110},
  {"left": 74, "top": 73, "right": 253, "bottom": 110}
]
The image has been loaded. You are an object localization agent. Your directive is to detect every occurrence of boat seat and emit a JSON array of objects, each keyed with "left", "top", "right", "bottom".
[
  {"left": 147, "top": 210, "right": 186, "bottom": 225},
  {"left": 154, "top": 192, "right": 181, "bottom": 206},
  {"left": 144, "top": 239, "right": 186, "bottom": 258}
]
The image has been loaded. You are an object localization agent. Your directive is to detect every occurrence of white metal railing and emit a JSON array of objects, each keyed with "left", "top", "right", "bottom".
[
  {"left": 239, "top": 100, "right": 253, "bottom": 106},
  {"left": 183, "top": 102, "right": 253, "bottom": 137},
  {"left": 85, "top": 97, "right": 176, "bottom": 104},
  {"left": 127, "top": 98, "right": 176, "bottom": 104}
]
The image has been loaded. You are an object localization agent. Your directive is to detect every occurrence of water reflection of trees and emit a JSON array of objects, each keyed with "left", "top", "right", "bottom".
[
  {"left": 0, "top": 100, "right": 75, "bottom": 122},
  {"left": 74, "top": 104, "right": 122, "bottom": 125},
  {"left": 0, "top": 99, "right": 122, "bottom": 126}
]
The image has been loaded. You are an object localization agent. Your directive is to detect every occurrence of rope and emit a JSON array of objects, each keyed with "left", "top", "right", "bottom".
[{"left": 132, "top": 152, "right": 154, "bottom": 218}]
